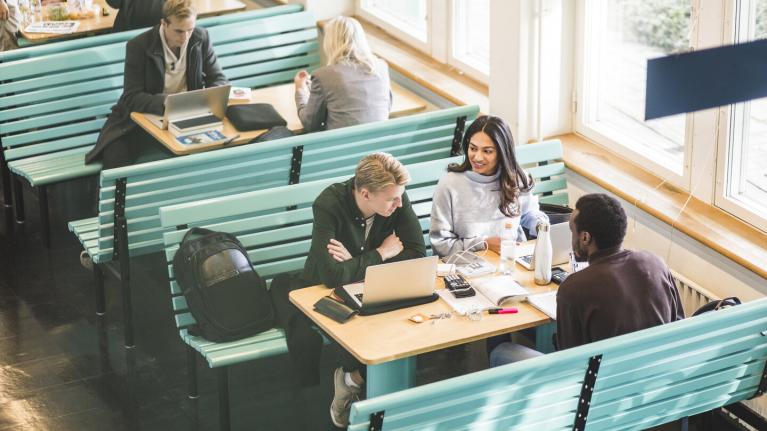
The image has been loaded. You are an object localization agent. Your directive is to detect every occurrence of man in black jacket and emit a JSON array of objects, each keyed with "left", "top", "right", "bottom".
[
  {"left": 108, "top": 0, "right": 164, "bottom": 33},
  {"left": 85, "top": 0, "right": 228, "bottom": 169}
]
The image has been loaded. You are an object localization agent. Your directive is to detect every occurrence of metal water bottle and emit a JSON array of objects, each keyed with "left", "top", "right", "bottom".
[{"left": 533, "top": 222, "right": 552, "bottom": 285}]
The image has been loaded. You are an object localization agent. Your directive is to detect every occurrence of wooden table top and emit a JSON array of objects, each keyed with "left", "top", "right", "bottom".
[
  {"left": 289, "top": 245, "right": 558, "bottom": 365},
  {"left": 20, "top": 0, "right": 247, "bottom": 43},
  {"left": 131, "top": 82, "right": 428, "bottom": 155}
]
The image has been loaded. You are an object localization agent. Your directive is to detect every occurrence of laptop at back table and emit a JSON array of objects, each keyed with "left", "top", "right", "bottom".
[
  {"left": 146, "top": 84, "right": 231, "bottom": 129},
  {"left": 340, "top": 256, "right": 438, "bottom": 309},
  {"left": 516, "top": 221, "right": 572, "bottom": 270}
]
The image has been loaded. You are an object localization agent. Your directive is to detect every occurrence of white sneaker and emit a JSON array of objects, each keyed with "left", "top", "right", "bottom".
[{"left": 329, "top": 367, "right": 361, "bottom": 428}]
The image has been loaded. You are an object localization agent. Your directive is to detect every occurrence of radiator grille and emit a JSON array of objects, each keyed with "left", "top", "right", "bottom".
[{"left": 672, "top": 270, "right": 720, "bottom": 317}]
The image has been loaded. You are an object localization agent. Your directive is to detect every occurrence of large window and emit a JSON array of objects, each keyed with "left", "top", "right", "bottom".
[
  {"left": 718, "top": 0, "right": 767, "bottom": 230},
  {"left": 359, "top": 0, "right": 428, "bottom": 46},
  {"left": 450, "top": 0, "right": 490, "bottom": 80},
  {"left": 357, "top": 0, "right": 490, "bottom": 83},
  {"left": 578, "top": 0, "right": 692, "bottom": 182}
]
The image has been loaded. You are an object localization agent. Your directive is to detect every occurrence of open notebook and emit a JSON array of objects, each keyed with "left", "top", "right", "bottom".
[
  {"left": 438, "top": 276, "right": 528, "bottom": 315},
  {"left": 527, "top": 291, "right": 557, "bottom": 320}
]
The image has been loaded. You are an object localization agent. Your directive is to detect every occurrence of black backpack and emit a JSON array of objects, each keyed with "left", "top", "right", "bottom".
[
  {"left": 692, "top": 296, "right": 741, "bottom": 317},
  {"left": 172, "top": 228, "right": 275, "bottom": 342}
]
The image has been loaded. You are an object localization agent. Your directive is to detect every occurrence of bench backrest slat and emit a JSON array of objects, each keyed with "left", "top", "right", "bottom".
[{"left": 348, "top": 298, "right": 767, "bottom": 430}]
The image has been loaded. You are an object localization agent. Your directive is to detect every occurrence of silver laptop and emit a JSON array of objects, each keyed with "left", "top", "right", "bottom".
[
  {"left": 341, "top": 256, "right": 438, "bottom": 308},
  {"left": 516, "top": 221, "right": 572, "bottom": 270},
  {"left": 146, "top": 84, "right": 231, "bottom": 129}
]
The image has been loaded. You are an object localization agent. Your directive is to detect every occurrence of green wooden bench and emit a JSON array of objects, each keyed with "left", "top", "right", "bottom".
[
  {"left": 156, "top": 140, "right": 567, "bottom": 430},
  {"left": 69, "top": 106, "right": 480, "bottom": 347},
  {"left": 0, "top": 5, "right": 319, "bottom": 246},
  {"left": 347, "top": 298, "right": 767, "bottom": 431}
]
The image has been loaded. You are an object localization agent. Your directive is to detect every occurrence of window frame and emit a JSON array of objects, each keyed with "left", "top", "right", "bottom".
[
  {"left": 355, "top": 0, "right": 489, "bottom": 84},
  {"left": 356, "top": 0, "right": 431, "bottom": 55},
  {"left": 714, "top": 0, "right": 767, "bottom": 232},
  {"left": 446, "top": 0, "right": 490, "bottom": 83},
  {"left": 573, "top": 0, "right": 696, "bottom": 191}
]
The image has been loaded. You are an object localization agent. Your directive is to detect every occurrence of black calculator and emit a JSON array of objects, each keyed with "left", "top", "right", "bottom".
[
  {"left": 551, "top": 267, "right": 569, "bottom": 285},
  {"left": 443, "top": 274, "right": 476, "bottom": 298}
]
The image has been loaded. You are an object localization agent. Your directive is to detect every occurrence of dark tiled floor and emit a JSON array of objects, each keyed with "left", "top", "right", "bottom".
[{"left": 0, "top": 182, "right": 751, "bottom": 431}]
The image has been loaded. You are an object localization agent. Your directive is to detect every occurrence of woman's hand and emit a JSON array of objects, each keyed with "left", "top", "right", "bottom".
[{"left": 294, "top": 70, "right": 311, "bottom": 90}]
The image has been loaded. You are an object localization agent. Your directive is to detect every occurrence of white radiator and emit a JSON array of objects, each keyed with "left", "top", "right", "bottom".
[{"left": 671, "top": 270, "right": 720, "bottom": 317}]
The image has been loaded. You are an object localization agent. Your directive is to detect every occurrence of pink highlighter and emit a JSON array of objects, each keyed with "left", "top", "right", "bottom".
[{"left": 488, "top": 307, "right": 518, "bottom": 314}]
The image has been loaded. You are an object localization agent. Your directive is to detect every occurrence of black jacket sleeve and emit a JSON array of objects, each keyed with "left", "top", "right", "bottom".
[
  {"left": 199, "top": 28, "right": 228, "bottom": 87},
  {"left": 121, "top": 36, "right": 166, "bottom": 115},
  {"left": 307, "top": 201, "right": 384, "bottom": 289}
]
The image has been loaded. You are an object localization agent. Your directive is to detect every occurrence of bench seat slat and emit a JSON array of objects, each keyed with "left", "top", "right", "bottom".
[{"left": 539, "top": 194, "right": 569, "bottom": 206}]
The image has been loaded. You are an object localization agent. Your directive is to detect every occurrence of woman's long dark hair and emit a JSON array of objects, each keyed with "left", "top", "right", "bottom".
[{"left": 448, "top": 115, "right": 533, "bottom": 217}]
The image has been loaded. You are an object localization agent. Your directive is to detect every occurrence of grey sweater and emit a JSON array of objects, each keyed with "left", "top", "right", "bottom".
[
  {"left": 295, "top": 60, "right": 392, "bottom": 132},
  {"left": 429, "top": 170, "right": 548, "bottom": 257}
]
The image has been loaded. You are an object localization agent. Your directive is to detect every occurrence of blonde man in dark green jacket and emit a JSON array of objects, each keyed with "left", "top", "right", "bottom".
[{"left": 271, "top": 152, "right": 425, "bottom": 428}]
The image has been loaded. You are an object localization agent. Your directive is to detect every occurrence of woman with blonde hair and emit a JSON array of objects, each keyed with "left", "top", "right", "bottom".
[{"left": 294, "top": 16, "right": 391, "bottom": 132}]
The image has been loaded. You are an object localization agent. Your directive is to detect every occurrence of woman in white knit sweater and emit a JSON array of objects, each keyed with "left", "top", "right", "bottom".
[{"left": 429, "top": 115, "right": 548, "bottom": 258}]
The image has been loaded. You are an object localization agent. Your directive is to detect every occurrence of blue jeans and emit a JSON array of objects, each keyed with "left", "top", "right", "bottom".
[{"left": 489, "top": 342, "right": 544, "bottom": 367}]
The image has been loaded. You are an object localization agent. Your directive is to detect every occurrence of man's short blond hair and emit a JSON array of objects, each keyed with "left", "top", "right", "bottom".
[
  {"left": 163, "top": 0, "right": 197, "bottom": 21},
  {"left": 354, "top": 153, "right": 410, "bottom": 193}
]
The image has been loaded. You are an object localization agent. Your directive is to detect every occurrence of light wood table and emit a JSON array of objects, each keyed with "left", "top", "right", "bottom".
[
  {"left": 289, "top": 246, "right": 558, "bottom": 398},
  {"left": 20, "top": 0, "right": 247, "bottom": 43},
  {"left": 131, "top": 82, "right": 428, "bottom": 155}
]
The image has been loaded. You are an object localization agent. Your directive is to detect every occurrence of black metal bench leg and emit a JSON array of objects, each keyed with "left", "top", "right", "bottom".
[
  {"left": 120, "top": 262, "right": 134, "bottom": 348},
  {"left": 187, "top": 346, "right": 198, "bottom": 399},
  {"left": 39, "top": 185, "right": 50, "bottom": 248},
  {"left": 0, "top": 151, "right": 12, "bottom": 209},
  {"left": 93, "top": 263, "right": 105, "bottom": 316},
  {"left": 115, "top": 216, "right": 134, "bottom": 349},
  {"left": 218, "top": 367, "right": 230, "bottom": 431},
  {"left": 12, "top": 175, "right": 24, "bottom": 224}
]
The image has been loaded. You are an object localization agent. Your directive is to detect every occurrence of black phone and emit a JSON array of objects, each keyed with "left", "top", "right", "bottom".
[{"left": 551, "top": 267, "right": 569, "bottom": 285}]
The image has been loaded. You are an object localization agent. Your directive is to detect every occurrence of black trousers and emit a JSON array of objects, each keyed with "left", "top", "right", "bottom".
[
  {"left": 101, "top": 127, "right": 174, "bottom": 170},
  {"left": 270, "top": 274, "right": 365, "bottom": 386}
]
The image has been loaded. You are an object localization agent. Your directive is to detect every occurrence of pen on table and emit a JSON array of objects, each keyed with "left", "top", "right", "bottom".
[
  {"left": 221, "top": 134, "right": 240, "bottom": 146},
  {"left": 488, "top": 307, "right": 518, "bottom": 314}
]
